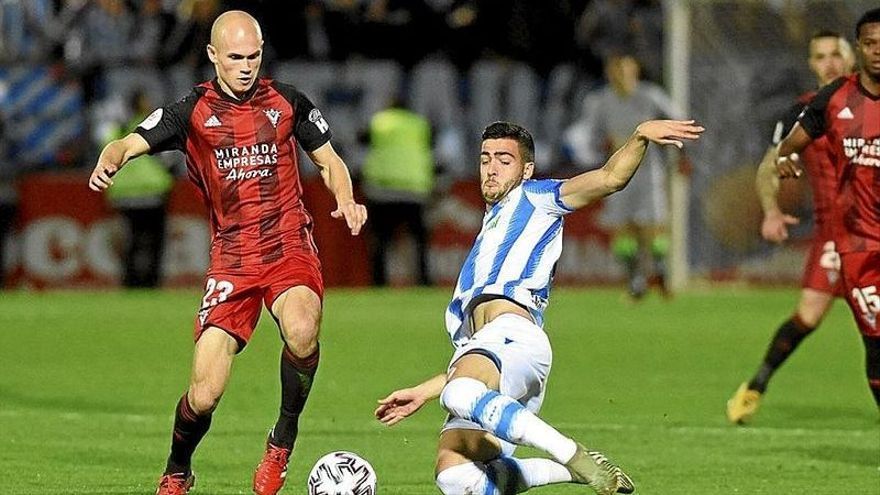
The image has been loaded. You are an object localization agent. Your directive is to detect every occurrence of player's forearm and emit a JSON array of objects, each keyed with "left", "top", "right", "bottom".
[
  {"left": 558, "top": 131, "right": 649, "bottom": 210},
  {"left": 600, "top": 130, "right": 651, "bottom": 192},
  {"left": 756, "top": 147, "right": 782, "bottom": 214},
  {"left": 414, "top": 373, "right": 448, "bottom": 401},
  {"left": 325, "top": 159, "right": 356, "bottom": 206},
  {"left": 100, "top": 133, "right": 149, "bottom": 168}
]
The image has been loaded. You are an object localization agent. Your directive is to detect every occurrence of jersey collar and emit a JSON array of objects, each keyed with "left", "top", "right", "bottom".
[
  {"left": 211, "top": 78, "right": 260, "bottom": 103},
  {"left": 856, "top": 74, "right": 880, "bottom": 101}
]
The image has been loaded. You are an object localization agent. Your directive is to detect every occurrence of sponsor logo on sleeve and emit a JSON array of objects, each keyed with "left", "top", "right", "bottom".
[
  {"left": 139, "top": 109, "right": 163, "bottom": 130},
  {"left": 308, "top": 108, "right": 329, "bottom": 134}
]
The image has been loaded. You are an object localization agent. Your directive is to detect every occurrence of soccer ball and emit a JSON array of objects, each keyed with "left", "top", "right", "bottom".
[{"left": 307, "top": 451, "right": 377, "bottom": 495}]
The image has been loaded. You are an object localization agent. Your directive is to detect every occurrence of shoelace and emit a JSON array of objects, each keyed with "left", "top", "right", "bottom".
[
  {"left": 159, "top": 474, "right": 189, "bottom": 490},
  {"left": 260, "top": 446, "right": 290, "bottom": 473}
]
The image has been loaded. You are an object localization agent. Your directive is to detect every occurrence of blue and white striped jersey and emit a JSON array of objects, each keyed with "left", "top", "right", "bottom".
[{"left": 445, "top": 179, "right": 574, "bottom": 345}]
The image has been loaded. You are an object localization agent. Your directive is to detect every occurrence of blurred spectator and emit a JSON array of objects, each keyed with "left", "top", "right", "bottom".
[
  {"left": 362, "top": 97, "right": 434, "bottom": 286},
  {"left": 104, "top": 90, "right": 174, "bottom": 288},
  {"left": 0, "top": 0, "right": 88, "bottom": 63},
  {"left": 223, "top": 0, "right": 311, "bottom": 60},
  {"left": 162, "top": 0, "right": 220, "bottom": 69},
  {"left": 575, "top": 0, "right": 635, "bottom": 78},
  {"left": 571, "top": 53, "right": 684, "bottom": 299},
  {"left": 360, "top": 0, "right": 442, "bottom": 69},
  {"left": 319, "top": 0, "right": 365, "bottom": 61}
]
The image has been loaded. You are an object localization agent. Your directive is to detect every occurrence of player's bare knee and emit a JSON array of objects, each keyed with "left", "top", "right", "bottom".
[
  {"left": 283, "top": 325, "right": 320, "bottom": 358},
  {"left": 188, "top": 383, "right": 223, "bottom": 415}
]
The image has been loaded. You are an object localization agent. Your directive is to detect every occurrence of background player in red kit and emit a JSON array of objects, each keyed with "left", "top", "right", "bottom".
[
  {"left": 726, "top": 32, "right": 855, "bottom": 424},
  {"left": 88, "top": 10, "right": 367, "bottom": 495},
  {"left": 776, "top": 7, "right": 880, "bottom": 416}
]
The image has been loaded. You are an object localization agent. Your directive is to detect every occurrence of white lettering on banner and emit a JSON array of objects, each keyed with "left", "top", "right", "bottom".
[
  {"left": 16, "top": 215, "right": 211, "bottom": 286},
  {"left": 163, "top": 216, "right": 210, "bottom": 277},
  {"left": 85, "top": 219, "right": 123, "bottom": 278},
  {"left": 22, "top": 218, "right": 82, "bottom": 280}
]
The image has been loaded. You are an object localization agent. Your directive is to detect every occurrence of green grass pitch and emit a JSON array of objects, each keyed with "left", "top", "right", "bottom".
[{"left": 1, "top": 288, "right": 877, "bottom": 494}]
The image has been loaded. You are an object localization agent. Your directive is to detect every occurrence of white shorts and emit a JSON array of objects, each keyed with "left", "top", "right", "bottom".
[{"left": 441, "top": 314, "right": 553, "bottom": 455}]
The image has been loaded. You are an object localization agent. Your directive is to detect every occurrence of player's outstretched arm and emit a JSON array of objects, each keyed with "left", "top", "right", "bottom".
[
  {"left": 375, "top": 373, "right": 447, "bottom": 426},
  {"left": 775, "top": 123, "right": 812, "bottom": 179},
  {"left": 308, "top": 142, "right": 368, "bottom": 236},
  {"left": 88, "top": 133, "right": 151, "bottom": 192},
  {"left": 756, "top": 146, "right": 799, "bottom": 243},
  {"left": 559, "top": 119, "right": 703, "bottom": 210}
]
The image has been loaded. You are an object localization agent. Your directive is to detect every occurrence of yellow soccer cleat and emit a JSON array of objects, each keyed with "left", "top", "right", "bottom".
[{"left": 726, "top": 382, "right": 762, "bottom": 424}]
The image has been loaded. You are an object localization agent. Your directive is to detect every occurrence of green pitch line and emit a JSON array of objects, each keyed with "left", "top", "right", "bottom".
[{"left": 0, "top": 288, "right": 877, "bottom": 494}]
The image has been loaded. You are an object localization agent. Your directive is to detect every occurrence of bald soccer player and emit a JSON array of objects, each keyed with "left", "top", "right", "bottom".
[{"left": 89, "top": 11, "right": 367, "bottom": 495}]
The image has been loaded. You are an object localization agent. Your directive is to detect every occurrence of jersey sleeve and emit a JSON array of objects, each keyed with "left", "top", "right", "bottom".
[
  {"left": 272, "top": 81, "right": 332, "bottom": 153},
  {"left": 133, "top": 90, "right": 198, "bottom": 153},
  {"left": 523, "top": 179, "right": 575, "bottom": 217},
  {"left": 770, "top": 102, "right": 804, "bottom": 145},
  {"left": 798, "top": 77, "right": 845, "bottom": 139}
]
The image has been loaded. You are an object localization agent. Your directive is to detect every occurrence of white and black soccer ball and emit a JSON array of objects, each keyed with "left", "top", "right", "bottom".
[{"left": 307, "top": 451, "right": 377, "bottom": 495}]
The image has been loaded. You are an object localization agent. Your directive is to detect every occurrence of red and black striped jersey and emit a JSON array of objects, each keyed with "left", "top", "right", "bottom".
[
  {"left": 772, "top": 91, "right": 837, "bottom": 237},
  {"left": 798, "top": 74, "right": 880, "bottom": 253},
  {"left": 135, "top": 78, "right": 332, "bottom": 271}
]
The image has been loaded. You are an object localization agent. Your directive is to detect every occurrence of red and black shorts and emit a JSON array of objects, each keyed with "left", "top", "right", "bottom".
[
  {"left": 801, "top": 238, "right": 844, "bottom": 297},
  {"left": 840, "top": 251, "right": 880, "bottom": 338},
  {"left": 194, "top": 249, "right": 324, "bottom": 349}
]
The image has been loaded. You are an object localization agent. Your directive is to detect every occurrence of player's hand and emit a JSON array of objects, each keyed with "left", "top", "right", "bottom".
[
  {"left": 761, "top": 210, "right": 799, "bottom": 243},
  {"left": 331, "top": 200, "right": 368, "bottom": 236},
  {"left": 88, "top": 159, "right": 119, "bottom": 191},
  {"left": 375, "top": 388, "right": 427, "bottom": 426},
  {"left": 775, "top": 153, "right": 803, "bottom": 179},
  {"left": 635, "top": 120, "right": 705, "bottom": 149}
]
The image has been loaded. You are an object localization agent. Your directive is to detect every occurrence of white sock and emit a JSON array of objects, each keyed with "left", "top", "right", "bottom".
[
  {"left": 440, "top": 377, "right": 577, "bottom": 464},
  {"left": 436, "top": 458, "right": 573, "bottom": 495}
]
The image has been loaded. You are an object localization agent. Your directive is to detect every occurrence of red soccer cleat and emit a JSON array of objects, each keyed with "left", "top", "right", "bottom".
[
  {"left": 253, "top": 442, "right": 291, "bottom": 495},
  {"left": 156, "top": 472, "right": 194, "bottom": 495}
]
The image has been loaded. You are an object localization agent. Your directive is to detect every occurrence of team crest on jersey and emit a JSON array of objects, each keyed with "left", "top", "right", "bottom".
[
  {"left": 309, "top": 108, "right": 330, "bottom": 133},
  {"left": 264, "top": 108, "right": 281, "bottom": 128}
]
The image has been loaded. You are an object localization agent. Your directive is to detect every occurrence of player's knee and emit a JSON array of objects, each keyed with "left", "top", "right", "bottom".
[
  {"left": 440, "top": 377, "right": 488, "bottom": 418},
  {"left": 188, "top": 383, "right": 223, "bottom": 415},
  {"left": 435, "top": 462, "right": 485, "bottom": 495}
]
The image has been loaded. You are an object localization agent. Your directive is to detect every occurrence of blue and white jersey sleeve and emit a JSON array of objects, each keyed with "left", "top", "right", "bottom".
[{"left": 522, "top": 179, "right": 574, "bottom": 217}]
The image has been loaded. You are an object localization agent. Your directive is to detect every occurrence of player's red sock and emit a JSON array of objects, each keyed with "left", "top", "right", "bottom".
[
  {"left": 270, "top": 345, "right": 319, "bottom": 449},
  {"left": 165, "top": 394, "right": 212, "bottom": 475},
  {"left": 749, "top": 315, "right": 814, "bottom": 393}
]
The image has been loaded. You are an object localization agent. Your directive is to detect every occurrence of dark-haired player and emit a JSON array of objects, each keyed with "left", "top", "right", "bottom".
[
  {"left": 89, "top": 10, "right": 366, "bottom": 495},
  {"left": 775, "top": 8, "right": 880, "bottom": 415},
  {"left": 727, "top": 31, "right": 855, "bottom": 424},
  {"left": 376, "top": 119, "right": 702, "bottom": 495}
]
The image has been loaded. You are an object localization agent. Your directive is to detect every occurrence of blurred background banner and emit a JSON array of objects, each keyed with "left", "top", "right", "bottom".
[{"left": 0, "top": 0, "right": 875, "bottom": 289}]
